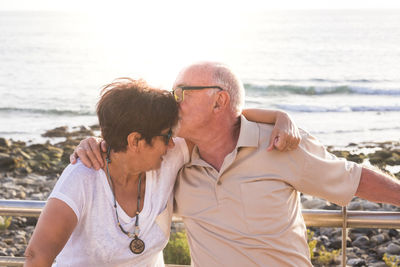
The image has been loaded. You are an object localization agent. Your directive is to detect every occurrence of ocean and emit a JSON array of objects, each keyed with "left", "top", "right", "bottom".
[{"left": 0, "top": 9, "right": 399, "bottom": 146}]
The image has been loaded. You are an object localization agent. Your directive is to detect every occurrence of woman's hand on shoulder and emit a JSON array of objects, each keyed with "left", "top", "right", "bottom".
[{"left": 268, "top": 111, "right": 301, "bottom": 152}]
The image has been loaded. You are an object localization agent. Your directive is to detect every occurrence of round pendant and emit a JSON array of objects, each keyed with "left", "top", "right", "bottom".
[{"left": 130, "top": 237, "right": 145, "bottom": 254}]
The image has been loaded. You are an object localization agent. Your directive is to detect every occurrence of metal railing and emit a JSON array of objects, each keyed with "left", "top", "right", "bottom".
[{"left": 1, "top": 200, "right": 400, "bottom": 267}]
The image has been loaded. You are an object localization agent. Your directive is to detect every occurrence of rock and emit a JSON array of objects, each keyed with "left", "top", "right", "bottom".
[
  {"left": 46, "top": 146, "right": 63, "bottom": 159},
  {"left": 371, "top": 150, "right": 393, "bottom": 160},
  {"left": 352, "top": 235, "right": 370, "bottom": 248},
  {"left": 348, "top": 200, "right": 381, "bottom": 211},
  {"left": 319, "top": 227, "right": 341, "bottom": 237},
  {"left": 362, "top": 201, "right": 381, "bottom": 211},
  {"left": 302, "top": 198, "right": 329, "bottom": 209},
  {"left": 0, "top": 138, "right": 11, "bottom": 148},
  {"left": 347, "top": 258, "right": 366, "bottom": 266},
  {"left": 348, "top": 201, "right": 363, "bottom": 210},
  {"left": 42, "top": 126, "right": 68, "bottom": 137},
  {"left": 321, "top": 203, "right": 341, "bottom": 210},
  {"left": 317, "top": 235, "right": 330, "bottom": 246},
  {"left": 389, "top": 229, "right": 399, "bottom": 238},
  {"left": 330, "top": 236, "right": 351, "bottom": 249},
  {"left": 386, "top": 243, "right": 400, "bottom": 255},
  {"left": 17, "top": 191, "right": 26, "bottom": 199},
  {"left": 70, "top": 125, "right": 94, "bottom": 137},
  {"left": 0, "top": 152, "right": 17, "bottom": 171},
  {"left": 386, "top": 153, "right": 400, "bottom": 165},
  {"left": 90, "top": 124, "right": 100, "bottom": 131},
  {"left": 368, "top": 261, "right": 387, "bottom": 267},
  {"left": 376, "top": 245, "right": 387, "bottom": 258},
  {"left": 370, "top": 233, "right": 389, "bottom": 245},
  {"left": 350, "top": 228, "right": 375, "bottom": 236},
  {"left": 347, "top": 153, "right": 365, "bottom": 163}
]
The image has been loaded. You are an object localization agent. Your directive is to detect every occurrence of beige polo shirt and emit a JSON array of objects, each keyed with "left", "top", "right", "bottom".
[{"left": 174, "top": 116, "right": 362, "bottom": 267}]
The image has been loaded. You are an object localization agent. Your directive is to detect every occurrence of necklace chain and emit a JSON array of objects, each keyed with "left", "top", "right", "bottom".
[{"left": 106, "top": 147, "right": 142, "bottom": 239}]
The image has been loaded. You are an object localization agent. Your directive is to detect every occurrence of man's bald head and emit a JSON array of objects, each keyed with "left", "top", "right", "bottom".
[{"left": 174, "top": 61, "right": 245, "bottom": 116}]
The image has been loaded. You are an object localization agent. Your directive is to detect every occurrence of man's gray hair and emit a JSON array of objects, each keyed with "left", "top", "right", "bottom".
[{"left": 212, "top": 63, "right": 245, "bottom": 116}]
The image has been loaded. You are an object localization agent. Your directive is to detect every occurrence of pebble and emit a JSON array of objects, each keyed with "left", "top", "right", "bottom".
[
  {"left": 301, "top": 198, "right": 329, "bottom": 209},
  {"left": 370, "top": 233, "right": 388, "bottom": 245},
  {"left": 386, "top": 243, "right": 400, "bottom": 255},
  {"left": 352, "top": 236, "right": 370, "bottom": 248},
  {"left": 347, "top": 258, "right": 366, "bottom": 266},
  {"left": 368, "top": 262, "right": 387, "bottom": 267}
]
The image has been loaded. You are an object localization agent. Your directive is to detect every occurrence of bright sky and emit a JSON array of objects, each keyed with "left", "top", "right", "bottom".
[{"left": 1, "top": 0, "right": 400, "bottom": 11}]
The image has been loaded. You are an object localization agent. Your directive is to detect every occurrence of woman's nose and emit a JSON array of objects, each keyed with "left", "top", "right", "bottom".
[{"left": 167, "top": 138, "right": 175, "bottom": 149}]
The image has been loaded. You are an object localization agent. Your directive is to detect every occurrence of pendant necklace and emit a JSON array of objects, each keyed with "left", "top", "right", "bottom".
[{"left": 106, "top": 147, "right": 145, "bottom": 254}]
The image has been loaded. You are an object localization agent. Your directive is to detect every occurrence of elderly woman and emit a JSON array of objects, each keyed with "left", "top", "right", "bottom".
[
  {"left": 25, "top": 78, "right": 299, "bottom": 266},
  {"left": 25, "top": 79, "right": 184, "bottom": 266}
]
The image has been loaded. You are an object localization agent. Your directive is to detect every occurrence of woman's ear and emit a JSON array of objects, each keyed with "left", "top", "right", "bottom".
[
  {"left": 127, "top": 132, "right": 142, "bottom": 152},
  {"left": 213, "top": 91, "right": 230, "bottom": 112}
]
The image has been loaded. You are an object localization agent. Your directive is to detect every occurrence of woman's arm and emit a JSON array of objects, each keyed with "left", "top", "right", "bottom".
[
  {"left": 242, "top": 108, "right": 301, "bottom": 151},
  {"left": 24, "top": 199, "right": 77, "bottom": 267}
]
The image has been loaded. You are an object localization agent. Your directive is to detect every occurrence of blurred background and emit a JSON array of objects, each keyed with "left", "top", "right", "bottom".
[{"left": 0, "top": 0, "right": 399, "bottom": 145}]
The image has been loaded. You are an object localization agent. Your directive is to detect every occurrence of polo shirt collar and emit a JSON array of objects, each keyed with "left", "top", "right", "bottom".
[
  {"left": 189, "top": 115, "right": 259, "bottom": 167},
  {"left": 236, "top": 115, "right": 259, "bottom": 148}
]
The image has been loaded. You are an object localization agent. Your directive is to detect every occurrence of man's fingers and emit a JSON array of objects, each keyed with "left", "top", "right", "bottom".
[
  {"left": 75, "top": 146, "right": 95, "bottom": 169},
  {"left": 88, "top": 138, "right": 104, "bottom": 168},
  {"left": 69, "top": 152, "right": 77, "bottom": 164},
  {"left": 100, "top": 140, "right": 107, "bottom": 153},
  {"left": 84, "top": 146, "right": 101, "bottom": 170}
]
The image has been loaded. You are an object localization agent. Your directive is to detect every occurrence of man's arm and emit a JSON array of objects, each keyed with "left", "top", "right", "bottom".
[
  {"left": 356, "top": 167, "right": 400, "bottom": 206},
  {"left": 242, "top": 108, "right": 301, "bottom": 151}
]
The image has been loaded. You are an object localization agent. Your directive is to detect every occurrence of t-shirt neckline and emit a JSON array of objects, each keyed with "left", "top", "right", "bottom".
[{"left": 99, "top": 169, "right": 152, "bottom": 224}]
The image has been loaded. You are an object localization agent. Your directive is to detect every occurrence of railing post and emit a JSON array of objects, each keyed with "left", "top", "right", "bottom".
[{"left": 342, "top": 206, "right": 347, "bottom": 267}]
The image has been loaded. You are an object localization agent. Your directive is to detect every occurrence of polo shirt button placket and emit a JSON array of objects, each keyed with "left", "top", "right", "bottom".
[{"left": 217, "top": 181, "right": 222, "bottom": 185}]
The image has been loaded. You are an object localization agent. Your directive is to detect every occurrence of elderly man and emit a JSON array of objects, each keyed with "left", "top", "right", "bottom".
[{"left": 73, "top": 62, "right": 400, "bottom": 266}]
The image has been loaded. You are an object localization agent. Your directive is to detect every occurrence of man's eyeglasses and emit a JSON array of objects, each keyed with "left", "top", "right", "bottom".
[
  {"left": 155, "top": 128, "right": 173, "bottom": 145},
  {"left": 172, "top": 86, "right": 224, "bottom": 103}
]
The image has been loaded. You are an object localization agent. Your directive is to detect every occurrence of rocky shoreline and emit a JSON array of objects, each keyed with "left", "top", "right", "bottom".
[{"left": 0, "top": 126, "right": 399, "bottom": 266}]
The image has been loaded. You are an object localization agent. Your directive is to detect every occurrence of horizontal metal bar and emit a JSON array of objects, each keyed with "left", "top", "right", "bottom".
[
  {"left": 0, "top": 200, "right": 45, "bottom": 217},
  {"left": 0, "top": 256, "right": 25, "bottom": 266},
  {"left": 2, "top": 200, "right": 400, "bottom": 229},
  {"left": 303, "top": 209, "right": 400, "bottom": 229}
]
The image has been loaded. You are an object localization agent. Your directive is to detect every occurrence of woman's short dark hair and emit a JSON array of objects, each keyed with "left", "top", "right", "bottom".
[{"left": 96, "top": 78, "right": 178, "bottom": 152}]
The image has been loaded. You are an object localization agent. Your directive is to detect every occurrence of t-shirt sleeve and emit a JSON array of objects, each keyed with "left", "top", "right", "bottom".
[
  {"left": 170, "top": 137, "right": 190, "bottom": 167},
  {"left": 288, "top": 130, "right": 362, "bottom": 206},
  {"left": 48, "top": 162, "right": 90, "bottom": 222}
]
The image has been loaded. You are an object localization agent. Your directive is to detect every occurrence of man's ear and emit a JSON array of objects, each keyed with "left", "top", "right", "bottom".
[
  {"left": 127, "top": 132, "right": 142, "bottom": 151},
  {"left": 213, "top": 91, "right": 230, "bottom": 112}
]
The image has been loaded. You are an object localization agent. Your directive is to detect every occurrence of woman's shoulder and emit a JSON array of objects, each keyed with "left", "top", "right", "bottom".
[
  {"left": 57, "top": 160, "right": 103, "bottom": 187},
  {"left": 165, "top": 137, "right": 189, "bottom": 164}
]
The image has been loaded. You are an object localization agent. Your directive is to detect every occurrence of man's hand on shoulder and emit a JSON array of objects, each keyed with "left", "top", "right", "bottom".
[{"left": 69, "top": 137, "right": 106, "bottom": 170}]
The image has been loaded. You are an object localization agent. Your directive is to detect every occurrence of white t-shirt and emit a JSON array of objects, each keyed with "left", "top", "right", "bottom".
[{"left": 49, "top": 137, "right": 189, "bottom": 267}]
